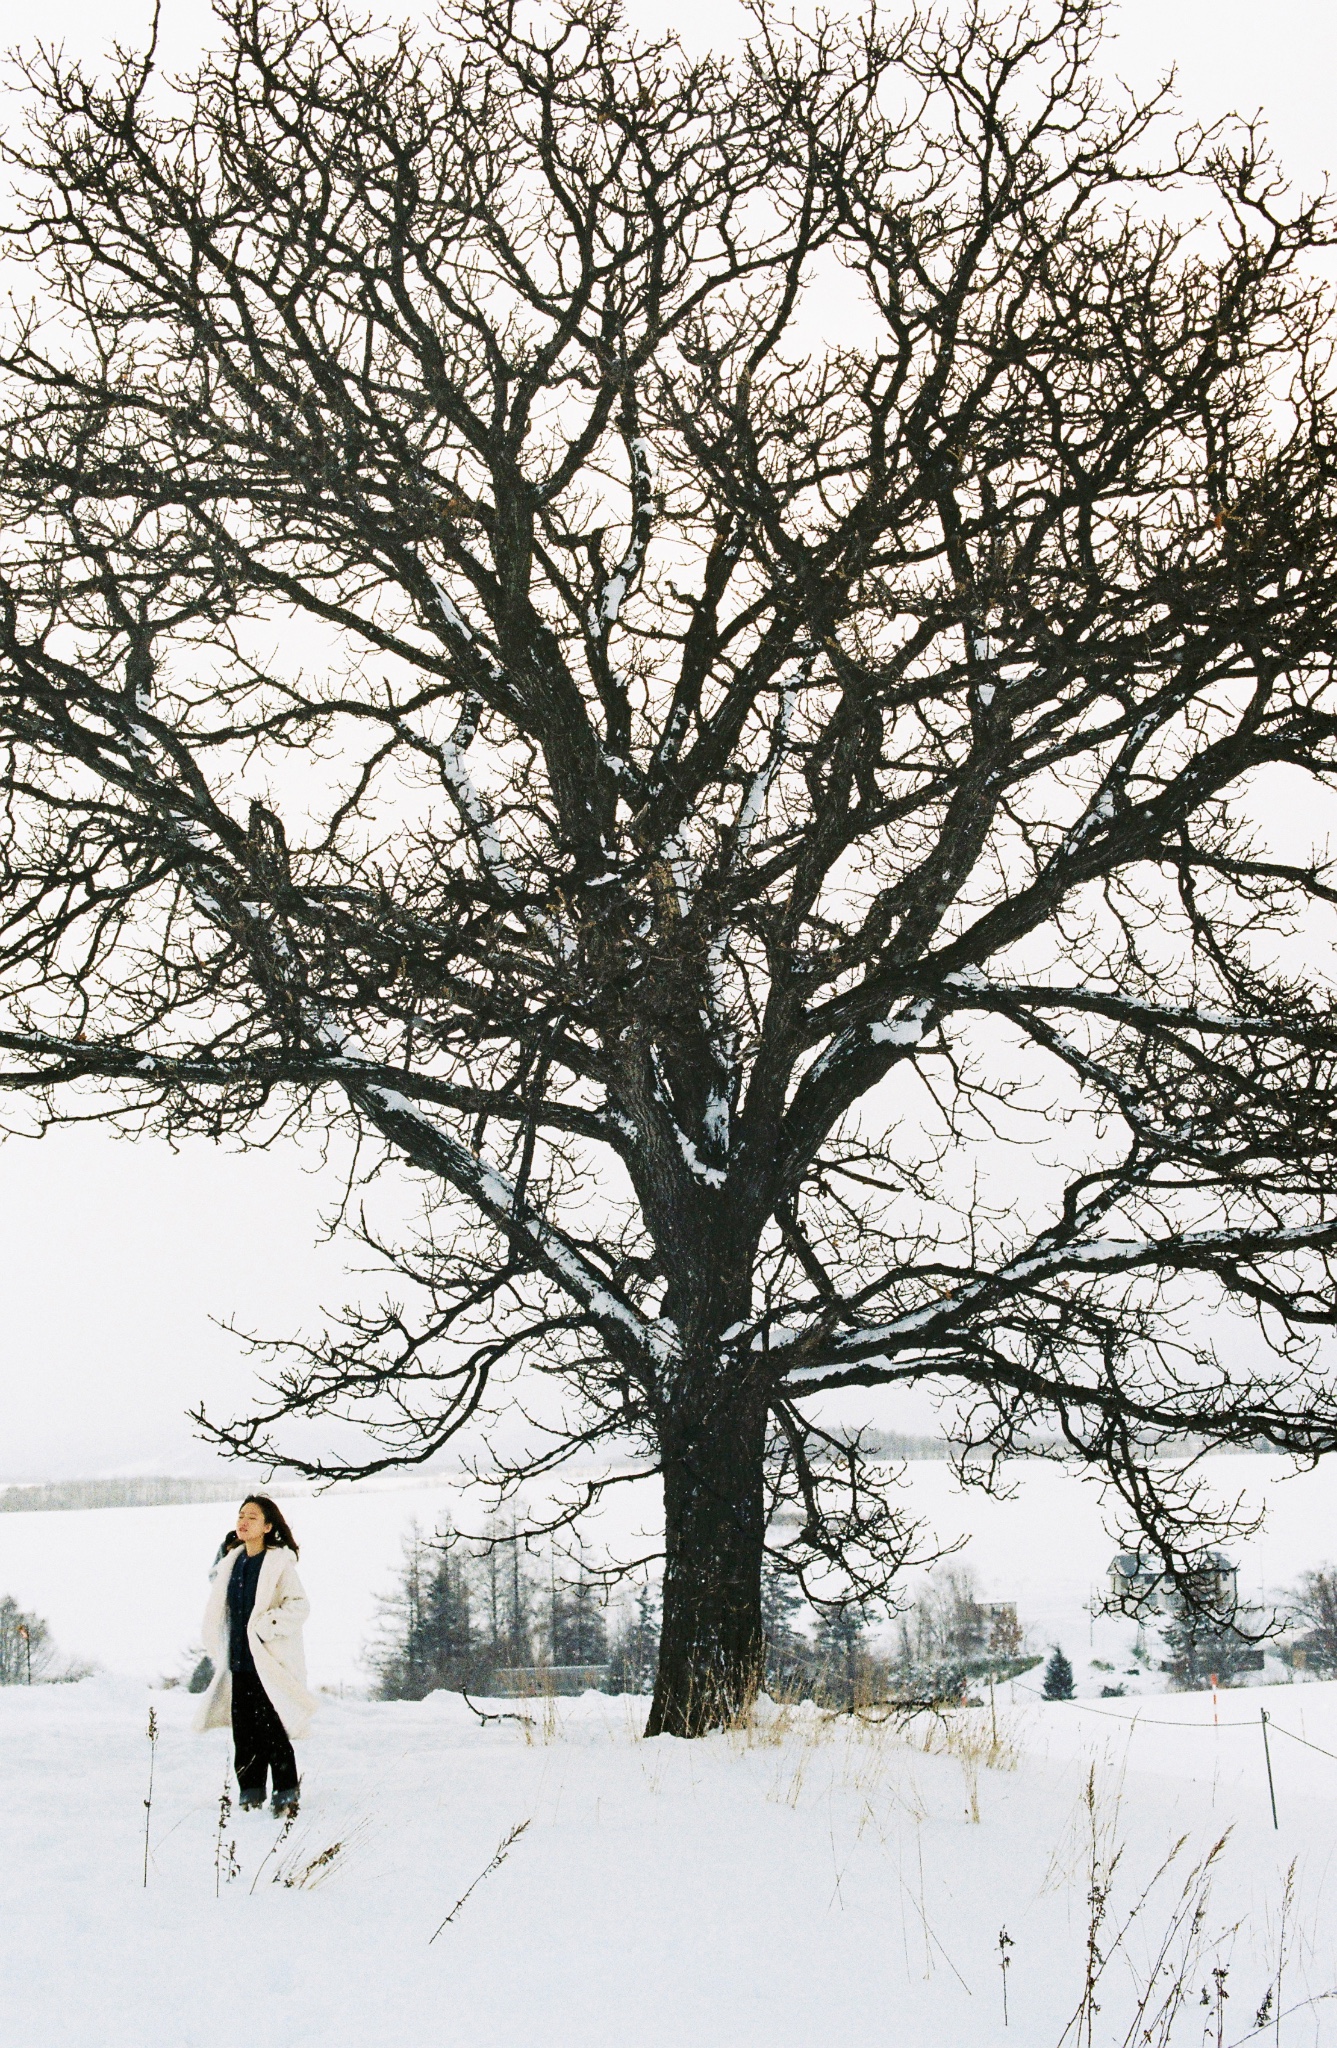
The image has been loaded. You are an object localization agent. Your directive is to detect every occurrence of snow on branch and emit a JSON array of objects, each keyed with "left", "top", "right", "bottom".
[
  {"left": 587, "top": 434, "right": 653, "bottom": 636},
  {"left": 771, "top": 1215, "right": 1337, "bottom": 1390},
  {"left": 946, "top": 975, "right": 1337, "bottom": 1049},
  {"left": 357, "top": 1076, "right": 680, "bottom": 1371},
  {"left": 732, "top": 647, "right": 813, "bottom": 862}
]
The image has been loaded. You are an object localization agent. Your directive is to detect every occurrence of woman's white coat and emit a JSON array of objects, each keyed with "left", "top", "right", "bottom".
[{"left": 192, "top": 1544, "right": 318, "bottom": 1740}]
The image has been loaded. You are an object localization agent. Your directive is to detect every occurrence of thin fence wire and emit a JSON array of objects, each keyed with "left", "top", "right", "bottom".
[
  {"left": 1012, "top": 1676, "right": 1257, "bottom": 1728},
  {"left": 1010, "top": 1675, "right": 1337, "bottom": 1757},
  {"left": 1266, "top": 1721, "right": 1337, "bottom": 1765}
]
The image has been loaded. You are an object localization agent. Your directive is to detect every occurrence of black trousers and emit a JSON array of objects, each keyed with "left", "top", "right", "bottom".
[{"left": 230, "top": 1666, "right": 298, "bottom": 1801}]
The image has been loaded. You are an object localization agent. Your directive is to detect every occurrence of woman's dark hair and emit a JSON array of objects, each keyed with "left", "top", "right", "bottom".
[
  {"left": 241, "top": 1495, "right": 300, "bottom": 1558},
  {"left": 216, "top": 1495, "right": 301, "bottom": 1561}
]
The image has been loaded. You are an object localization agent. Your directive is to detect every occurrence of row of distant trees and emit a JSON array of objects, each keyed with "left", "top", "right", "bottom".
[
  {"left": 367, "top": 1522, "right": 659, "bottom": 1701},
  {"left": 14, "top": 1553, "right": 1337, "bottom": 1700},
  {"left": 370, "top": 1532, "right": 1337, "bottom": 1708},
  {"left": 369, "top": 1534, "right": 1036, "bottom": 1707},
  {"left": 0, "top": 1478, "right": 275, "bottom": 1515}
]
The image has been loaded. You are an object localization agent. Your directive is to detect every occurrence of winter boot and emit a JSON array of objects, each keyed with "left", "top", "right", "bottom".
[{"left": 271, "top": 1790, "right": 299, "bottom": 1821}]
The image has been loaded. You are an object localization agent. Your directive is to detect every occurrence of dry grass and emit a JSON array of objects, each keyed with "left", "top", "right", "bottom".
[
  {"left": 722, "top": 1687, "right": 1025, "bottom": 1824},
  {"left": 213, "top": 1773, "right": 241, "bottom": 1897},
  {"left": 722, "top": 1694, "right": 1330, "bottom": 2041},
  {"left": 271, "top": 1814, "right": 372, "bottom": 1892},
  {"left": 1046, "top": 1768, "right": 1234, "bottom": 2048},
  {"left": 428, "top": 1818, "right": 532, "bottom": 1941},
  {"left": 710, "top": 1689, "right": 1024, "bottom": 1820}
]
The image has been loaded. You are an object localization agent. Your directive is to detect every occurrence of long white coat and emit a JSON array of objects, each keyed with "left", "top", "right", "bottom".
[{"left": 192, "top": 1543, "right": 318, "bottom": 1740}]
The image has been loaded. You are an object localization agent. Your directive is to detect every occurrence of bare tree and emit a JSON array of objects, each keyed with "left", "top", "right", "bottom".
[
  {"left": 4, "top": 0, "right": 1337, "bottom": 1732},
  {"left": 0, "top": 1595, "right": 51, "bottom": 1683},
  {"left": 1287, "top": 1567, "right": 1337, "bottom": 1674}
]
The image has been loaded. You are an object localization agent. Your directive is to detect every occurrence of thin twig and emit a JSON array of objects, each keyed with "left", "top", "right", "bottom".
[
  {"left": 429, "top": 1819, "right": 531, "bottom": 1942},
  {"left": 1227, "top": 1989, "right": 1337, "bottom": 2047},
  {"left": 461, "top": 1689, "right": 535, "bottom": 1730},
  {"left": 248, "top": 1812, "right": 295, "bottom": 1895},
  {"left": 141, "top": 1706, "right": 158, "bottom": 1889}
]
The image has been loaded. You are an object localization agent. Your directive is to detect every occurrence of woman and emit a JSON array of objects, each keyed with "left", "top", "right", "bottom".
[{"left": 193, "top": 1495, "right": 317, "bottom": 1817}]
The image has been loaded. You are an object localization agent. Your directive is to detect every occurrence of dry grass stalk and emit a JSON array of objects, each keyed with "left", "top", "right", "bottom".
[
  {"left": 247, "top": 1811, "right": 295, "bottom": 1895},
  {"left": 428, "top": 1819, "right": 532, "bottom": 1942},
  {"left": 272, "top": 1815, "right": 371, "bottom": 1893},
  {"left": 213, "top": 1774, "right": 240, "bottom": 1898},
  {"left": 1054, "top": 1768, "right": 1232, "bottom": 2048},
  {"left": 141, "top": 1706, "right": 158, "bottom": 1889}
]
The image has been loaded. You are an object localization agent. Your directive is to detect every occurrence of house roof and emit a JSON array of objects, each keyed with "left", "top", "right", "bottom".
[{"left": 1108, "top": 1551, "right": 1236, "bottom": 1576}]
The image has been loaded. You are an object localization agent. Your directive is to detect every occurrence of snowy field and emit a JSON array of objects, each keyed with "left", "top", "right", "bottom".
[
  {"left": 6, "top": 1456, "right": 1337, "bottom": 2044},
  {"left": 4, "top": 1673, "right": 1336, "bottom": 2046}
]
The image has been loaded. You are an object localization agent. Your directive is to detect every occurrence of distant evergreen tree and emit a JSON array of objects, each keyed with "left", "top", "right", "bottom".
[
  {"left": 1162, "top": 1610, "right": 1263, "bottom": 1691},
  {"left": 552, "top": 1559, "right": 608, "bottom": 1667},
  {"left": 814, "top": 1608, "right": 869, "bottom": 1708},
  {"left": 370, "top": 1521, "right": 482, "bottom": 1699},
  {"left": 1042, "top": 1646, "right": 1075, "bottom": 1701},
  {"left": 502, "top": 1523, "right": 533, "bottom": 1669},
  {"left": 477, "top": 1519, "right": 536, "bottom": 1675},
  {"left": 761, "top": 1562, "right": 813, "bottom": 1696},
  {"left": 607, "top": 1580, "right": 660, "bottom": 1694},
  {"left": 479, "top": 1526, "right": 503, "bottom": 1672}
]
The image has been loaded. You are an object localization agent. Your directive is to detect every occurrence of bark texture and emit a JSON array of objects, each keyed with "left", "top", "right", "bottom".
[{"left": 649, "top": 1386, "right": 768, "bottom": 1737}]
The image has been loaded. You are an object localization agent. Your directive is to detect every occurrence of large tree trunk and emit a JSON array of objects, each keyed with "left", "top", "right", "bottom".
[{"left": 646, "top": 1385, "right": 767, "bottom": 1738}]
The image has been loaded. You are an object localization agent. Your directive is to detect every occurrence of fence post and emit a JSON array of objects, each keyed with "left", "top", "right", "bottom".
[{"left": 1260, "top": 1709, "right": 1279, "bottom": 1829}]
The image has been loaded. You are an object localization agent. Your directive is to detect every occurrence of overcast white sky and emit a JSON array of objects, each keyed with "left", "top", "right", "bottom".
[{"left": 0, "top": 0, "right": 1330, "bottom": 1480}]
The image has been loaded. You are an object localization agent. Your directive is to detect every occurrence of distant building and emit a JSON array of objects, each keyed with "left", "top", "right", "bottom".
[
  {"left": 493, "top": 1664, "right": 611, "bottom": 1697},
  {"left": 1107, "top": 1551, "right": 1238, "bottom": 1617},
  {"left": 980, "top": 1601, "right": 1022, "bottom": 1657}
]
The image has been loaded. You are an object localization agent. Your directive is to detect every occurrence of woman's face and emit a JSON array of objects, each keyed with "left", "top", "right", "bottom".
[{"left": 235, "top": 1501, "right": 272, "bottom": 1547}]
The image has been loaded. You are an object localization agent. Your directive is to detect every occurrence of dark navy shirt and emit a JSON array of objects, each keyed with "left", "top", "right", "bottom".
[{"left": 227, "top": 1548, "right": 266, "bottom": 1673}]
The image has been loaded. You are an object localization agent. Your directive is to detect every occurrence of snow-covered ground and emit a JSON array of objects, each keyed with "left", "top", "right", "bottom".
[
  {"left": 6, "top": 1456, "right": 1337, "bottom": 2043},
  {"left": 4, "top": 1672, "right": 1336, "bottom": 2046}
]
